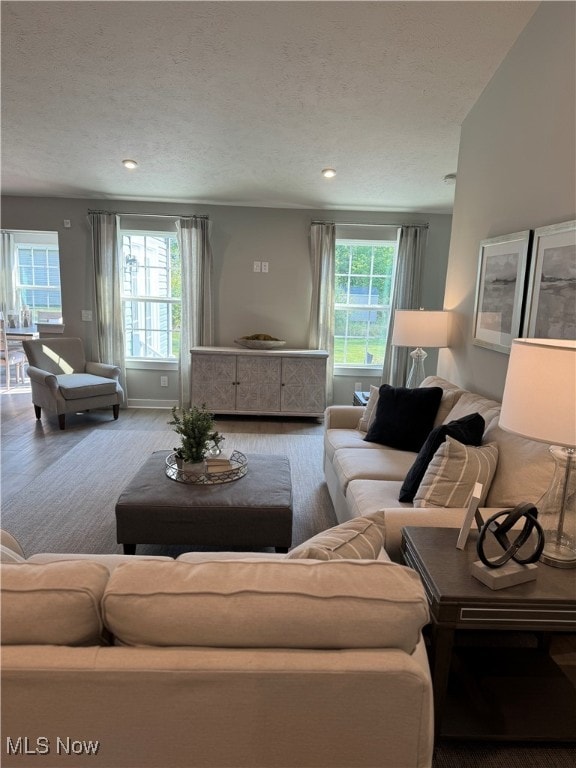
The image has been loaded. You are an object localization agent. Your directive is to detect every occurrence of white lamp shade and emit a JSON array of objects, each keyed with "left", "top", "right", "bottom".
[
  {"left": 391, "top": 310, "right": 450, "bottom": 348},
  {"left": 500, "top": 338, "right": 576, "bottom": 448}
]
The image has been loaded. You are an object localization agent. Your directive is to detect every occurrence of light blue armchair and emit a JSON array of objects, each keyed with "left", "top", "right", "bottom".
[{"left": 22, "top": 337, "right": 124, "bottom": 430}]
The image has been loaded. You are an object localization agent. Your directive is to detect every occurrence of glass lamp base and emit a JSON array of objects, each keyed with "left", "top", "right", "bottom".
[
  {"left": 539, "top": 446, "right": 576, "bottom": 568},
  {"left": 406, "top": 347, "right": 428, "bottom": 389}
]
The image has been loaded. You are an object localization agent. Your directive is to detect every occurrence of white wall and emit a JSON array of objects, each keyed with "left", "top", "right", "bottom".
[
  {"left": 438, "top": 2, "right": 576, "bottom": 399},
  {"left": 1, "top": 197, "right": 451, "bottom": 405}
]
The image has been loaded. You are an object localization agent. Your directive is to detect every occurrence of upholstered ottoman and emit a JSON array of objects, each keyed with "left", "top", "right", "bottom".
[{"left": 115, "top": 451, "right": 293, "bottom": 554}]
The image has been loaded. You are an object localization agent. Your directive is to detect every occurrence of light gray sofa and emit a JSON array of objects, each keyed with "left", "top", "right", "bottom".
[
  {"left": 324, "top": 376, "right": 555, "bottom": 561},
  {"left": 1, "top": 526, "right": 434, "bottom": 768}
]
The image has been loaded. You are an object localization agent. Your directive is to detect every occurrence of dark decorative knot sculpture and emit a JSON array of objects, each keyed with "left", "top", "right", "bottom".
[{"left": 476, "top": 502, "right": 544, "bottom": 568}]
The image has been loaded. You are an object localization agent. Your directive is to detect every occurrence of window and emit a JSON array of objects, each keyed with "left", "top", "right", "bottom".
[
  {"left": 15, "top": 232, "right": 62, "bottom": 320},
  {"left": 334, "top": 238, "right": 398, "bottom": 367},
  {"left": 121, "top": 232, "right": 181, "bottom": 360}
]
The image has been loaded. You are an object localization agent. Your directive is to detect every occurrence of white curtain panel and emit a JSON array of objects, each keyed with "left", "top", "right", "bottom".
[
  {"left": 89, "top": 213, "right": 127, "bottom": 398},
  {"left": 308, "top": 222, "right": 335, "bottom": 405},
  {"left": 0, "top": 232, "right": 18, "bottom": 320},
  {"left": 176, "top": 217, "right": 214, "bottom": 408},
  {"left": 381, "top": 225, "right": 428, "bottom": 387}
]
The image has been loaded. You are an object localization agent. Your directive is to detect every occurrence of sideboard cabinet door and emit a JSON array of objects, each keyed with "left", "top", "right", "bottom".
[
  {"left": 191, "top": 353, "right": 236, "bottom": 411},
  {"left": 281, "top": 356, "right": 326, "bottom": 414},
  {"left": 236, "top": 355, "right": 282, "bottom": 412}
]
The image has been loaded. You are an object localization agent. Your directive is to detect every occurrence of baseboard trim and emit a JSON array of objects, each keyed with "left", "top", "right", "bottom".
[{"left": 127, "top": 399, "right": 178, "bottom": 409}]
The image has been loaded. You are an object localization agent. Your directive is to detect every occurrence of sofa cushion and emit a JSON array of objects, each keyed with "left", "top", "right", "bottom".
[
  {"left": 365, "top": 385, "right": 443, "bottom": 452},
  {"left": 483, "top": 421, "right": 555, "bottom": 507},
  {"left": 421, "top": 376, "right": 466, "bottom": 426},
  {"left": 442, "top": 390, "right": 500, "bottom": 426},
  {"left": 287, "top": 512, "right": 385, "bottom": 560},
  {"left": 347, "top": 480, "right": 412, "bottom": 520},
  {"left": 324, "top": 428, "right": 383, "bottom": 462},
  {"left": 357, "top": 385, "right": 380, "bottom": 432},
  {"left": 399, "top": 413, "right": 486, "bottom": 502},
  {"left": 333, "top": 446, "right": 418, "bottom": 493},
  {"left": 27, "top": 553, "right": 174, "bottom": 573},
  {"left": 0, "top": 544, "right": 25, "bottom": 564},
  {"left": 413, "top": 436, "right": 499, "bottom": 508},
  {"left": 102, "top": 560, "right": 429, "bottom": 652},
  {"left": 1, "top": 561, "right": 109, "bottom": 646},
  {"left": 56, "top": 373, "right": 118, "bottom": 400}
]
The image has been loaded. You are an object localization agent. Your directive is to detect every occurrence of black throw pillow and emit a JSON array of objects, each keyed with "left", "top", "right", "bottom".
[
  {"left": 398, "top": 412, "right": 486, "bottom": 502},
  {"left": 364, "top": 384, "right": 443, "bottom": 453}
]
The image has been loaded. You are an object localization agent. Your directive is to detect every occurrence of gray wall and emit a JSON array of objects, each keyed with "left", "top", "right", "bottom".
[
  {"left": 438, "top": 2, "right": 576, "bottom": 399},
  {"left": 1, "top": 197, "right": 451, "bottom": 405}
]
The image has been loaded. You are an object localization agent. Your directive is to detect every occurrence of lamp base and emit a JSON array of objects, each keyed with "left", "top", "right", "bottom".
[
  {"left": 539, "top": 446, "right": 576, "bottom": 569},
  {"left": 406, "top": 347, "right": 427, "bottom": 388}
]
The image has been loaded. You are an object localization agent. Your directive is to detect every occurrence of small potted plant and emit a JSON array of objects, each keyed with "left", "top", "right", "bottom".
[{"left": 168, "top": 404, "right": 224, "bottom": 477}]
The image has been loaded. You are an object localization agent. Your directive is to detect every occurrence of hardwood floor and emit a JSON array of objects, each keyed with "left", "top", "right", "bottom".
[{"left": 0, "top": 377, "right": 324, "bottom": 504}]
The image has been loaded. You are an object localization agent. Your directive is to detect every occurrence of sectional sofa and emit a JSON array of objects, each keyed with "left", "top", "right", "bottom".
[
  {"left": 1, "top": 518, "right": 434, "bottom": 768},
  {"left": 324, "top": 376, "right": 555, "bottom": 561}
]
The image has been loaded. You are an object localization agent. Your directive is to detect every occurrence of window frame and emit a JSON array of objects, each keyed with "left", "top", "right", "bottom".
[
  {"left": 14, "top": 233, "right": 62, "bottom": 321},
  {"left": 333, "top": 236, "right": 398, "bottom": 373},
  {"left": 120, "top": 230, "right": 181, "bottom": 362}
]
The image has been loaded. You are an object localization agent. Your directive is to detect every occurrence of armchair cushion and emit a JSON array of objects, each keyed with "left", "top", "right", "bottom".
[{"left": 56, "top": 373, "right": 119, "bottom": 400}]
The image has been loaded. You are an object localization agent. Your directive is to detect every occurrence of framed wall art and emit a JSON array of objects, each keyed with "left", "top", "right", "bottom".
[
  {"left": 472, "top": 230, "right": 531, "bottom": 354},
  {"left": 523, "top": 219, "right": 576, "bottom": 340}
]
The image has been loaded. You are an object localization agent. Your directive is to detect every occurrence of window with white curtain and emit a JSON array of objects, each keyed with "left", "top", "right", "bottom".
[
  {"left": 334, "top": 237, "right": 398, "bottom": 367},
  {"left": 14, "top": 232, "right": 62, "bottom": 320},
  {"left": 121, "top": 232, "right": 181, "bottom": 360}
]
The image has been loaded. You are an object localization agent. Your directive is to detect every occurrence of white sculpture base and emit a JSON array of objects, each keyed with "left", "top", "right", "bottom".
[{"left": 471, "top": 560, "right": 538, "bottom": 590}]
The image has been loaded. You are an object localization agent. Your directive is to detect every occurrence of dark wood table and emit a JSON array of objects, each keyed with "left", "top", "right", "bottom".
[{"left": 401, "top": 526, "right": 576, "bottom": 741}]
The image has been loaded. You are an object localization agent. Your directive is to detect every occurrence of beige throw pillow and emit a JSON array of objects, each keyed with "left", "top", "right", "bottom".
[
  {"left": 413, "top": 436, "right": 498, "bottom": 508},
  {"left": 357, "top": 385, "right": 380, "bottom": 432},
  {"left": 286, "top": 512, "right": 386, "bottom": 560}
]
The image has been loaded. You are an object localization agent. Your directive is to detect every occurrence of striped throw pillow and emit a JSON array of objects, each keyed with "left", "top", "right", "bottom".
[
  {"left": 413, "top": 436, "right": 498, "bottom": 508},
  {"left": 287, "top": 512, "right": 385, "bottom": 560}
]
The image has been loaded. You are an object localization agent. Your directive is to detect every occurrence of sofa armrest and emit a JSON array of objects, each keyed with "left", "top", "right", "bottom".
[
  {"left": 86, "top": 361, "right": 121, "bottom": 380},
  {"left": 324, "top": 405, "right": 363, "bottom": 430},
  {"left": 25, "top": 365, "right": 59, "bottom": 390},
  {"left": 383, "top": 507, "right": 506, "bottom": 563}
]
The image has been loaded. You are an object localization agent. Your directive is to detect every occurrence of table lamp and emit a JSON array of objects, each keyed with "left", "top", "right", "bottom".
[
  {"left": 391, "top": 309, "right": 450, "bottom": 388},
  {"left": 499, "top": 338, "right": 576, "bottom": 568}
]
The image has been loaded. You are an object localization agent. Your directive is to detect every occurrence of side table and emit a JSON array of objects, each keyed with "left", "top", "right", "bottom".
[{"left": 401, "top": 526, "right": 576, "bottom": 741}]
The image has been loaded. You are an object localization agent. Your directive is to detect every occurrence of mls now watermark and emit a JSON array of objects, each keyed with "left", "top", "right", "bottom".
[{"left": 6, "top": 737, "right": 100, "bottom": 756}]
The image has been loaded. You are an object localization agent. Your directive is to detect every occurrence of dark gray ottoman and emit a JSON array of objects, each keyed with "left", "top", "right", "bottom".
[{"left": 115, "top": 451, "right": 293, "bottom": 554}]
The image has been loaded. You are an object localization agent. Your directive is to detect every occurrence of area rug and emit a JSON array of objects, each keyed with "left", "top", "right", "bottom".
[{"left": 1, "top": 430, "right": 336, "bottom": 556}]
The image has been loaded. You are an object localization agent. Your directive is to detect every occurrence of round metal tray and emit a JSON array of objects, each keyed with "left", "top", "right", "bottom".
[{"left": 165, "top": 450, "right": 247, "bottom": 484}]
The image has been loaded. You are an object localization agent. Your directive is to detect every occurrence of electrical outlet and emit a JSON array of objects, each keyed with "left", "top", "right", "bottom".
[
  {"left": 81, "top": 310, "right": 92, "bottom": 322},
  {"left": 253, "top": 261, "right": 261, "bottom": 272},
  {"left": 63, "top": 219, "right": 71, "bottom": 229},
  {"left": 160, "top": 376, "right": 168, "bottom": 387},
  {"left": 261, "top": 261, "right": 269, "bottom": 273},
  {"left": 355, "top": 382, "right": 362, "bottom": 391}
]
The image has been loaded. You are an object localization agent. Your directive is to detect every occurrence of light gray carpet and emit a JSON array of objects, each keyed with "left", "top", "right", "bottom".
[{"left": 1, "top": 430, "right": 336, "bottom": 556}]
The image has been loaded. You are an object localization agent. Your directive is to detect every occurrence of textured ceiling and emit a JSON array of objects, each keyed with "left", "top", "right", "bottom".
[{"left": 1, "top": 1, "right": 537, "bottom": 212}]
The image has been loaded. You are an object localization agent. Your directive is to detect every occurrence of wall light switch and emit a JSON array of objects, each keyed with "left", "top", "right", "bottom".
[
  {"left": 253, "top": 261, "right": 261, "bottom": 272},
  {"left": 160, "top": 376, "right": 168, "bottom": 387},
  {"left": 261, "top": 261, "right": 269, "bottom": 273},
  {"left": 81, "top": 310, "right": 92, "bottom": 322}
]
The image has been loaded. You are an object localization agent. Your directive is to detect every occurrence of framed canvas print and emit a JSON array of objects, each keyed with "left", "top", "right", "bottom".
[
  {"left": 523, "top": 219, "right": 576, "bottom": 340},
  {"left": 473, "top": 230, "right": 531, "bottom": 354}
]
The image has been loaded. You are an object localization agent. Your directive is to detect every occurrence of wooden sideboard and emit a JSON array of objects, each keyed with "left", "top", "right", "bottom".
[{"left": 190, "top": 346, "right": 328, "bottom": 417}]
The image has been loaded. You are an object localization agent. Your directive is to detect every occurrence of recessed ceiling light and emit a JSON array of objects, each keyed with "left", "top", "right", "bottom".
[
  {"left": 443, "top": 173, "right": 457, "bottom": 185},
  {"left": 321, "top": 168, "right": 336, "bottom": 178},
  {"left": 122, "top": 159, "right": 138, "bottom": 170}
]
